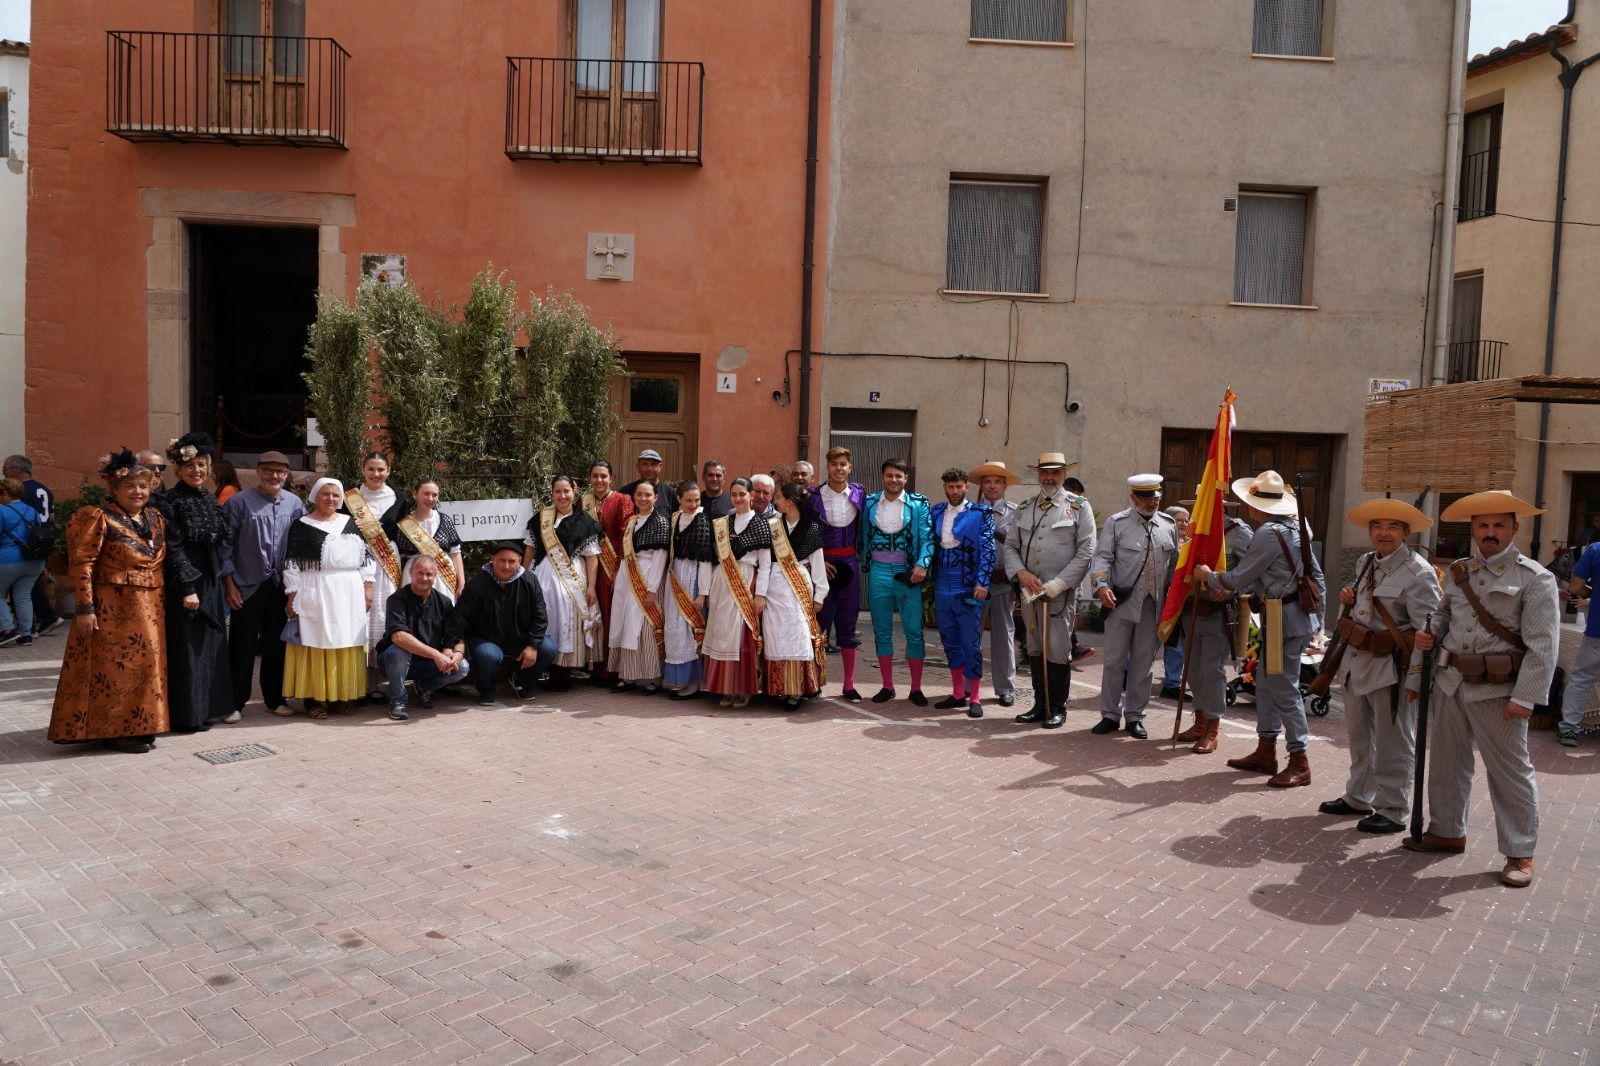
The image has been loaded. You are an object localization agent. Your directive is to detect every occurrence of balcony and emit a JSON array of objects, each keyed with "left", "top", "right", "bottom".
[
  {"left": 1447, "top": 339, "right": 1506, "bottom": 383},
  {"left": 105, "top": 30, "right": 349, "bottom": 148},
  {"left": 1458, "top": 146, "right": 1499, "bottom": 222},
  {"left": 505, "top": 57, "right": 703, "bottom": 164}
]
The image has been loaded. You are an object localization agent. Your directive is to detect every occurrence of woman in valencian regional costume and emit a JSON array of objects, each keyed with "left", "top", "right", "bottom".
[
  {"left": 382, "top": 476, "right": 465, "bottom": 605},
  {"left": 282, "top": 479, "right": 375, "bottom": 716},
  {"left": 344, "top": 451, "right": 402, "bottom": 703},
  {"left": 583, "top": 460, "right": 634, "bottom": 685},
  {"left": 607, "top": 481, "right": 672, "bottom": 693},
  {"left": 764, "top": 479, "right": 830, "bottom": 709},
  {"left": 701, "top": 477, "right": 772, "bottom": 709},
  {"left": 665, "top": 481, "right": 716, "bottom": 699},
  {"left": 524, "top": 473, "right": 604, "bottom": 690}
]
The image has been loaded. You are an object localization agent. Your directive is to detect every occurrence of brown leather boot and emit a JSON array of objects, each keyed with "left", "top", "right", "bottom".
[
  {"left": 1226, "top": 735, "right": 1279, "bottom": 775},
  {"left": 1174, "top": 711, "right": 1205, "bottom": 743},
  {"left": 1192, "top": 716, "right": 1221, "bottom": 754},
  {"left": 1267, "top": 749, "right": 1311, "bottom": 788}
]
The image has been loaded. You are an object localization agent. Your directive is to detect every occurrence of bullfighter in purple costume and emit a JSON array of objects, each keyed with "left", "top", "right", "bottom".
[{"left": 810, "top": 446, "right": 867, "bottom": 700}]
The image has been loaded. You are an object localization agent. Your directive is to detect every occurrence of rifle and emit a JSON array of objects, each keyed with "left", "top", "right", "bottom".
[
  {"left": 1307, "top": 552, "right": 1377, "bottom": 698},
  {"left": 1408, "top": 613, "right": 1435, "bottom": 843}
]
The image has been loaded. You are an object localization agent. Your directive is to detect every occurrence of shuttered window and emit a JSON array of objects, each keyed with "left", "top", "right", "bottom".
[
  {"left": 1233, "top": 191, "right": 1309, "bottom": 306},
  {"left": 1252, "top": 0, "right": 1325, "bottom": 57},
  {"left": 970, "top": 0, "right": 1069, "bottom": 43},
  {"left": 946, "top": 179, "right": 1047, "bottom": 295}
]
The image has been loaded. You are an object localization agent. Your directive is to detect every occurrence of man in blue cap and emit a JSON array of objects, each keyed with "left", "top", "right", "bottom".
[{"left": 620, "top": 448, "right": 678, "bottom": 513}]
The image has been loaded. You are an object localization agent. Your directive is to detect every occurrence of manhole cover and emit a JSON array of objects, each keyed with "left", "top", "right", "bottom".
[{"left": 194, "top": 743, "right": 277, "bottom": 765}]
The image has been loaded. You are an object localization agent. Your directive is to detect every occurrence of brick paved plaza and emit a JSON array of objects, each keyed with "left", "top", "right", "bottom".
[{"left": 2, "top": 632, "right": 1596, "bottom": 1065}]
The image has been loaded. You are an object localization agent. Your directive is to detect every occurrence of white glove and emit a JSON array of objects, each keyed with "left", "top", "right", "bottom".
[{"left": 1042, "top": 578, "right": 1068, "bottom": 599}]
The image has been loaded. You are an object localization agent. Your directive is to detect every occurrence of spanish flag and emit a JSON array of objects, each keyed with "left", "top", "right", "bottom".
[{"left": 1157, "top": 389, "right": 1236, "bottom": 643}]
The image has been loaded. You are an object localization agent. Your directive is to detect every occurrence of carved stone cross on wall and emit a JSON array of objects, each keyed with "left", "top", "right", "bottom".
[{"left": 592, "top": 235, "right": 630, "bottom": 278}]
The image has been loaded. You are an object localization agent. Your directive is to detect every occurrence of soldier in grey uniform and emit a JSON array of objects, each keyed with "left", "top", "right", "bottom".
[
  {"left": 1173, "top": 503, "right": 1255, "bottom": 754},
  {"left": 1090, "top": 474, "right": 1178, "bottom": 739},
  {"left": 1003, "top": 452, "right": 1096, "bottom": 729},
  {"left": 1405, "top": 491, "right": 1559, "bottom": 889},
  {"left": 1317, "top": 499, "right": 1441, "bottom": 833},
  {"left": 972, "top": 460, "right": 1022, "bottom": 707},
  {"left": 1195, "top": 470, "right": 1325, "bottom": 788}
]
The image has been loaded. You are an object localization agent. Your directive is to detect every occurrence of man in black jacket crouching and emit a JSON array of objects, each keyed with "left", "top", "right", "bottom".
[{"left": 448, "top": 542, "right": 559, "bottom": 705}]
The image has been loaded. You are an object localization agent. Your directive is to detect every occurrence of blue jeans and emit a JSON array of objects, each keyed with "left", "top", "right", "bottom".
[
  {"left": 0, "top": 560, "right": 45, "bottom": 634},
  {"left": 1163, "top": 640, "right": 1184, "bottom": 687},
  {"left": 465, "top": 635, "right": 559, "bottom": 697},
  {"left": 378, "top": 644, "right": 470, "bottom": 701}
]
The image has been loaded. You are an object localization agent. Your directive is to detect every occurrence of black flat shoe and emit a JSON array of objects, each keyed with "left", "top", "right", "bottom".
[
  {"left": 1042, "top": 710, "right": 1066, "bottom": 729},
  {"left": 998, "top": 693, "right": 1015, "bottom": 707},
  {"left": 934, "top": 696, "right": 966, "bottom": 710},
  {"left": 841, "top": 688, "right": 862, "bottom": 702},
  {"left": 1356, "top": 813, "right": 1405, "bottom": 834},
  {"left": 612, "top": 680, "right": 634, "bottom": 693},
  {"left": 1091, "top": 719, "right": 1119, "bottom": 735},
  {"left": 909, "top": 690, "right": 928, "bottom": 707},
  {"left": 1014, "top": 708, "right": 1046, "bottom": 724},
  {"left": 367, "top": 689, "right": 388, "bottom": 705},
  {"left": 1317, "top": 798, "right": 1372, "bottom": 817},
  {"left": 668, "top": 690, "right": 700, "bottom": 701},
  {"left": 1126, "top": 721, "right": 1148, "bottom": 740},
  {"left": 871, "top": 688, "right": 896, "bottom": 703},
  {"left": 780, "top": 697, "right": 803, "bottom": 711},
  {"left": 966, "top": 702, "right": 983, "bottom": 719}
]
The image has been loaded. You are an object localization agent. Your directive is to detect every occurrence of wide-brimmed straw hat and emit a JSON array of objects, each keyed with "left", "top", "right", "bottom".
[
  {"left": 1440, "top": 490, "right": 1543, "bottom": 521},
  {"left": 969, "top": 459, "right": 1021, "bottom": 486},
  {"left": 1231, "top": 470, "right": 1299, "bottom": 516},
  {"left": 1347, "top": 498, "right": 1431, "bottom": 532},
  {"left": 1029, "top": 452, "right": 1079, "bottom": 473}
]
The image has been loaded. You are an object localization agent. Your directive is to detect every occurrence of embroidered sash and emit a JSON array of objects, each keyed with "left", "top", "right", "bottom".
[
  {"left": 714, "top": 515, "right": 763, "bottom": 652},
  {"left": 346, "top": 488, "right": 403, "bottom": 588},
  {"left": 622, "top": 515, "right": 666, "bottom": 654},
  {"left": 398, "top": 515, "right": 459, "bottom": 596},
  {"left": 770, "top": 516, "right": 826, "bottom": 662},
  {"left": 540, "top": 508, "right": 598, "bottom": 652},
  {"left": 669, "top": 517, "right": 706, "bottom": 638},
  {"left": 583, "top": 491, "right": 621, "bottom": 582}
]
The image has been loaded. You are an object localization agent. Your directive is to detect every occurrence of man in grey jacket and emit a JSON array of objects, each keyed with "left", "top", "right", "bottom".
[
  {"left": 971, "top": 460, "right": 1021, "bottom": 707},
  {"left": 1195, "top": 470, "right": 1325, "bottom": 788},
  {"left": 1318, "top": 499, "right": 1441, "bottom": 833},
  {"left": 1404, "top": 491, "right": 1559, "bottom": 888},
  {"left": 1090, "top": 474, "right": 1178, "bottom": 739}
]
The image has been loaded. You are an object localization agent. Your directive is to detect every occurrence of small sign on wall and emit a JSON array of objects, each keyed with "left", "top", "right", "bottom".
[
  {"left": 869, "top": 391, "right": 882, "bottom": 403},
  {"left": 717, "top": 373, "right": 737, "bottom": 393},
  {"left": 1368, "top": 378, "right": 1413, "bottom": 394},
  {"left": 360, "top": 253, "right": 407, "bottom": 288}
]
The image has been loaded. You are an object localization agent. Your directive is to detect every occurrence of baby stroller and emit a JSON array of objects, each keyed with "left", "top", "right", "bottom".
[{"left": 1224, "top": 617, "right": 1332, "bottom": 716}]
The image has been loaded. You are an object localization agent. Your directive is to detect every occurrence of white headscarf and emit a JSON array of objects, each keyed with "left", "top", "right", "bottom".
[{"left": 309, "top": 477, "right": 344, "bottom": 506}]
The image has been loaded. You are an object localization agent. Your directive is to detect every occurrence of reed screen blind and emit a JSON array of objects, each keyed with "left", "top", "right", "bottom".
[
  {"left": 1233, "top": 191, "right": 1308, "bottom": 305},
  {"left": 946, "top": 179, "right": 1046, "bottom": 295}
]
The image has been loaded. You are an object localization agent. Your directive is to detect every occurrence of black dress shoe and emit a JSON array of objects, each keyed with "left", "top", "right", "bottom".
[
  {"left": 966, "top": 702, "right": 983, "bottom": 719},
  {"left": 1126, "top": 720, "right": 1148, "bottom": 739},
  {"left": 1090, "top": 718, "right": 1119, "bottom": 735},
  {"left": 1317, "top": 798, "right": 1373, "bottom": 817},
  {"left": 1160, "top": 686, "right": 1182, "bottom": 700},
  {"left": 1043, "top": 709, "right": 1066, "bottom": 729},
  {"left": 1356, "top": 813, "right": 1406, "bottom": 834},
  {"left": 1014, "top": 708, "right": 1046, "bottom": 724},
  {"left": 909, "top": 690, "right": 928, "bottom": 707},
  {"left": 841, "top": 688, "right": 862, "bottom": 702},
  {"left": 871, "top": 688, "right": 896, "bottom": 703},
  {"left": 934, "top": 695, "right": 966, "bottom": 710},
  {"left": 416, "top": 687, "right": 434, "bottom": 709},
  {"left": 998, "top": 693, "right": 1015, "bottom": 707}
]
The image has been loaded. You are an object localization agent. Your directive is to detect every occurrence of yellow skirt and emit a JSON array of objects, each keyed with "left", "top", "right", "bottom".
[{"left": 284, "top": 645, "right": 366, "bottom": 702}]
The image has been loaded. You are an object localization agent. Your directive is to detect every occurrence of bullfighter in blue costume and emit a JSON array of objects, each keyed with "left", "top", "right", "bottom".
[
  {"left": 860, "top": 458, "right": 934, "bottom": 705},
  {"left": 929, "top": 468, "right": 997, "bottom": 717}
]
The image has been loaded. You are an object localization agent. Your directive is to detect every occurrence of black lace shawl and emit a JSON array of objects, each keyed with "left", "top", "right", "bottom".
[
  {"left": 723, "top": 512, "right": 773, "bottom": 560},
  {"left": 150, "top": 483, "right": 228, "bottom": 591},
  {"left": 285, "top": 515, "right": 361, "bottom": 568},
  {"left": 631, "top": 509, "right": 672, "bottom": 552},
  {"left": 526, "top": 508, "right": 603, "bottom": 564},
  {"left": 782, "top": 512, "right": 825, "bottom": 560},
  {"left": 673, "top": 510, "right": 717, "bottom": 563},
  {"left": 383, "top": 510, "right": 462, "bottom": 558}
]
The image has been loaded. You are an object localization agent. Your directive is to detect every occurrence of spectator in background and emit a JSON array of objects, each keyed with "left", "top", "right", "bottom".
[
  {"left": 3, "top": 454, "right": 63, "bottom": 636},
  {"left": 749, "top": 474, "right": 777, "bottom": 518},
  {"left": 791, "top": 461, "right": 816, "bottom": 489},
  {"left": 212, "top": 457, "right": 243, "bottom": 505},
  {"left": 1583, "top": 514, "right": 1600, "bottom": 548},
  {"left": 1160, "top": 505, "right": 1191, "bottom": 699},
  {"left": 0, "top": 478, "right": 46, "bottom": 647},
  {"left": 620, "top": 448, "right": 679, "bottom": 514},
  {"left": 137, "top": 449, "right": 170, "bottom": 490},
  {"left": 700, "top": 460, "right": 732, "bottom": 518}
]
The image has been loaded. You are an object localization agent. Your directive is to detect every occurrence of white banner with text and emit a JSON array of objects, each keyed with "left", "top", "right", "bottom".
[{"left": 438, "top": 499, "right": 534, "bottom": 542}]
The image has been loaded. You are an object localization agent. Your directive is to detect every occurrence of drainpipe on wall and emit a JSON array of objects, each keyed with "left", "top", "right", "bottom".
[
  {"left": 1429, "top": 0, "right": 1470, "bottom": 389},
  {"left": 1531, "top": 32, "right": 1600, "bottom": 557},
  {"left": 795, "top": 0, "right": 823, "bottom": 463}
]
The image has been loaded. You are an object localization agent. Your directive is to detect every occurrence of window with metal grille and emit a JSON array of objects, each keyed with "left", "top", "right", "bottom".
[
  {"left": 1233, "top": 190, "right": 1310, "bottom": 306},
  {"left": 1459, "top": 105, "right": 1502, "bottom": 221},
  {"left": 830, "top": 408, "right": 917, "bottom": 491},
  {"left": 1252, "top": 0, "right": 1325, "bottom": 57},
  {"left": 0, "top": 92, "right": 8, "bottom": 158},
  {"left": 970, "top": 0, "right": 1069, "bottom": 43},
  {"left": 946, "top": 179, "right": 1046, "bottom": 295}
]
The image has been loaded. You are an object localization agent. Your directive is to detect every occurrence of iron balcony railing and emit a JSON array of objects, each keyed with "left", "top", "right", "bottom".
[
  {"left": 1458, "top": 146, "right": 1500, "bottom": 221},
  {"left": 505, "top": 57, "right": 703, "bottom": 164},
  {"left": 1447, "top": 339, "right": 1506, "bottom": 383},
  {"left": 106, "top": 30, "right": 349, "bottom": 148}
]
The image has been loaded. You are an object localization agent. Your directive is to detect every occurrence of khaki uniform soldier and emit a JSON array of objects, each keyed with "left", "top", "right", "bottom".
[
  {"left": 1003, "top": 452, "right": 1096, "bottom": 729},
  {"left": 1195, "top": 470, "right": 1325, "bottom": 788},
  {"left": 1317, "top": 499, "right": 1441, "bottom": 833},
  {"left": 1405, "top": 491, "right": 1560, "bottom": 889},
  {"left": 972, "top": 460, "right": 1022, "bottom": 707},
  {"left": 1174, "top": 510, "right": 1254, "bottom": 753},
  {"left": 1090, "top": 474, "right": 1178, "bottom": 739}
]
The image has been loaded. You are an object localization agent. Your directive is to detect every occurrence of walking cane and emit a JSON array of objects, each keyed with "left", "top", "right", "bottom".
[
  {"left": 1038, "top": 597, "right": 1051, "bottom": 712},
  {"left": 1408, "top": 613, "right": 1435, "bottom": 843},
  {"left": 1169, "top": 580, "right": 1204, "bottom": 748}
]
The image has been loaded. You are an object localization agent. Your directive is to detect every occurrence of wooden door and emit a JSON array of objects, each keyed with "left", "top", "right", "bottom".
[
  {"left": 568, "top": 0, "right": 661, "bottom": 152},
  {"left": 1160, "top": 428, "right": 1336, "bottom": 541},
  {"left": 1570, "top": 474, "right": 1600, "bottom": 550},
  {"left": 216, "top": 0, "right": 306, "bottom": 133},
  {"left": 607, "top": 355, "right": 699, "bottom": 487}
]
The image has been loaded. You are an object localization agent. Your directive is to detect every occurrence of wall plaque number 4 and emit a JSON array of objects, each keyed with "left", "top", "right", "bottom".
[{"left": 717, "top": 373, "right": 737, "bottom": 393}]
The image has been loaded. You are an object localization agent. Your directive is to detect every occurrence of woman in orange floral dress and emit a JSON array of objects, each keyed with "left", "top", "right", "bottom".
[{"left": 48, "top": 449, "right": 190, "bottom": 753}]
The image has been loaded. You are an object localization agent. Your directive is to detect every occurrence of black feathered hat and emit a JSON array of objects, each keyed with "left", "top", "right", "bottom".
[
  {"left": 166, "top": 432, "right": 216, "bottom": 465},
  {"left": 97, "top": 447, "right": 148, "bottom": 485}
]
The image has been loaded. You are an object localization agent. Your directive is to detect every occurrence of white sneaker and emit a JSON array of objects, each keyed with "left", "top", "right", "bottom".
[{"left": 221, "top": 710, "right": 242, "bottom": 723}]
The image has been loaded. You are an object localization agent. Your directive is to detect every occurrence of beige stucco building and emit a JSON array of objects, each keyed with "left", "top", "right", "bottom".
[
  {"left": 1, "top": 39, "right": 26, "bottom": 458},
  {"left": 1452, "top": 0, "right": 1600, "bottom": 558},
  {"left": 818, "top": 0, "right": 1458, "bottom": 569}
]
